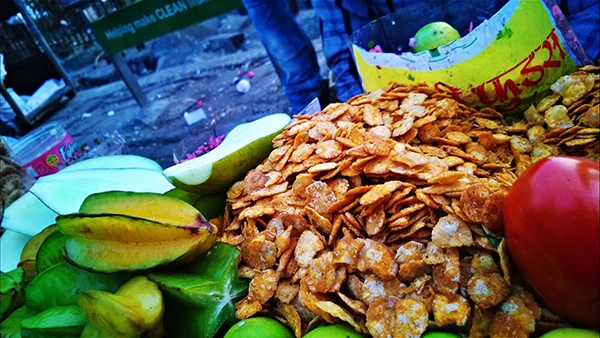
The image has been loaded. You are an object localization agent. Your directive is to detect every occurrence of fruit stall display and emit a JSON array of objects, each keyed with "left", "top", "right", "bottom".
[{"left": 1, "top": 66, "right": 599, "bottom": 338}]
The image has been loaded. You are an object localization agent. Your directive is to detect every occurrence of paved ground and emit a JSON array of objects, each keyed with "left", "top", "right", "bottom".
[{"left": 40, "top": 10, "right": 326, "bottom": 168}]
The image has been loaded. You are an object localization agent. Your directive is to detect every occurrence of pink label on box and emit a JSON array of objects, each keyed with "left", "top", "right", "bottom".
[{"left": 22, "top": 133, "right": 77, "bottom": 178}]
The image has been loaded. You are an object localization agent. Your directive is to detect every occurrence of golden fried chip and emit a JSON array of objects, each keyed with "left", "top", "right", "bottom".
[
  {"left": 489, "top": 296, "right": 536, "bottom": 338},
  {"left": 242, "top": 233, "right": 278, "bottom": 270},
  {"left": 360, "top": 181, "right": 406, "bottom": 205},
  {"left": 275, "top": 225, "right": 293, "bottom": 256},
  {"left": 337, "top": 292, "right": 368, "bottom": 316},
  {"left": 365, "top": 204, "right": 386, "bottom": 236},
  {"left": 432, "top": 215, "right": 473, "bottom": 247},
  {"left": 363, "top": 104, "right": 384, "bottom": 126},
  {"left": 298, "top": 279, "right": 337, "bottom": 322},
  {"left": 423, "top": 242, "right": 445, "bottom": 265},
  {"left": 511, "top": 285, "right": 542, "bottom": 320},
  {"left": 395, "top": 241, "right": 428, "bottom": 282},
  {"left": 295, "top": 230, "right": 325, "bottom": 268},
  {"left": 332, "top": 235, "right": 365, "bottom": 268},
  {"left": 432, "top": 247, "right": 460, "bottom": 295},
  {"left": 498, "top": 238, "right": 511, "bottom": 284},
  {"left": 275, "top": 280, "right": 300, "bottom": 304},
  {"left": 445, "top": 131, "right": 471, "bottom": 144},
  {"left": 277, "top": 302, "right": 303, "bottom": 338},
  {"left": 235, "top": 297, "right": 262, "bottom": 319},
  {"left": 545, "top": 105, "right": 574, "bottom": 130},
  {"left": 432, "top": 293, "right": 471, "bottom": 326},
  {"left": 470, "top": 252, "right": 500, "bottom": 275},
  {"left": 356, "top": 239, "right": 399, "bottom": 280},
  {"left": 305, "top": 206, "right": 333, "bottom": 234},
  {"left": 238, "top": 204, "right": 276, "bottom": 219},
  {"left": 290, "top": 143, "right": 316, "bottom": 163},
  {"left": 427, "top": 171, "right": 466, "bottom": 185},
  {"left": 249, "top": 269, "right": 280, "bottom": 304},
  {"left": 315, "top": 300, "right": 363, "bottom": 332},
  {"left": 366, "top": 297, "right": 428, "bottom": 338},
  {"left": 536, "top": 93, "right": 561, "bottom": 112},
  {"left": 467, "top": 273, "right": 510, "bottom": 309},
  {"left": 469, "top": 306, "right": 494, "bottom": 338},
  {"left": 306, "top": 252, "right": 338, "bottom": 293},
  {"left": 305, "top": 181, "right": 337, "bottom": 214}
]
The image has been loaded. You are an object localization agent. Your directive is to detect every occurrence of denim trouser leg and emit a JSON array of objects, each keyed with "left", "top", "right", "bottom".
[{"left": 242, "top": 0, "right": 322, "bottom": 113}]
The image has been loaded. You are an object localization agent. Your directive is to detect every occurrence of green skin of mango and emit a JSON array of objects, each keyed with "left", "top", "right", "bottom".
[
  {"left": 0, "top": 268, "right": 25, "bottom": 322},
  {"left": 168, "top": 130, "right": 281, "bottom": 194},
  {"left": 25, "top": 262, "right": 130, "bottom": 314},
  {"left": 165, "top": 114, "right": 291, "bottom": 194},
  {"left": 35, "top": 231, "right": 67, "bottom": 275},
  {"left": 20, "top": 305, "right": 86, "bottom": 337},
  {"left": 224, "top": 317, "right": 294, "bottom": 338},
  {"left": 148, "top": 242, "right": 249, "bottom": 338}
]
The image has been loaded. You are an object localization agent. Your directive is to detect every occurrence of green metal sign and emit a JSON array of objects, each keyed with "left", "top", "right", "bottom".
[{"left": 90, "top": 0, "right": 243, "bottom": 54}]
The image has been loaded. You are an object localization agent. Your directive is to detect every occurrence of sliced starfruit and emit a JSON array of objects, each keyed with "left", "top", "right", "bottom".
[
  {"left": 77, "top": 276, "right": 163, "bottom": 337},
  {"left": 25, "top": 262, "right": 130, "bottom": 314},
  {"left": 18, "top": 225, "right": 58, "bottom": 280},
  {"left": 0, "top": 306, "right": 26, "bottom": 338},
  {"left": 148, "top": 242, "right": 249, "bottom": 338},
  {"left": 20, "top": 305, "right": 86, "bottom": 337},
  {"left": 35, "top": 230, "right": 67, "bottom": 274},
  {"left": 0, "top": 268, "right": 25, "bottom": 321}
]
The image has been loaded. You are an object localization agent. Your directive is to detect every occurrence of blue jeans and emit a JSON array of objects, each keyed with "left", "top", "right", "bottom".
[{"left": 242, "top": 0, "right": 322, "bottom": 114}]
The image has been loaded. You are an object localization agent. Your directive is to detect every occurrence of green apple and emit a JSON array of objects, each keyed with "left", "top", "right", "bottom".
[
  {"left": 413, "top": 21, "right": 461, "bottom": 52},
  {"left": 540, "top": 328, "right": 600, "bottom": 338},
  {"left": 422, "top": 332, "right": 461, "bottom": 338},
  {"left": 224, "top": 317, "right": 294, "bottom": 338},
  {"left": 304, "top": 323, "right": 366, "bottom": 338},
  {"left": 163, "top": 114, "right": 291, "bottom": 194}
]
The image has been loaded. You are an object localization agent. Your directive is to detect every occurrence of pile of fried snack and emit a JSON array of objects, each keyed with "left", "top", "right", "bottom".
[
  {"left": 218, "top": 65, "right": 599, "bottom": 338},
  {"left": 0, "top": 138, "right": 33, "bottom": 226}
]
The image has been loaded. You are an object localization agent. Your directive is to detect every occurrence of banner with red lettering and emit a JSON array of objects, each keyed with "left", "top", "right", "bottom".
[{"left": 350, "top": 0, "right": 592, "bottom": 113}]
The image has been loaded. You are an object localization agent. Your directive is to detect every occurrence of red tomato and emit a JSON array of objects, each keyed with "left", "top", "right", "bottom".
[{"left": 504, "top": 156, "right": 599, "bottom": 329}]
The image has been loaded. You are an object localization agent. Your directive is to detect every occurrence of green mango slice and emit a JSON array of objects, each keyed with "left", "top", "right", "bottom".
[
  {"left": 35, "top": 231, "right": 67, "bottom": 274},
  {"left": 0, "top": 306, "right": 26, "bottom": 338},
  {"left": 148, "top": 242, "right": 249, "bottom": 338},
  {"left": 163, "top": 114, "right": 291, "bottom": 194},
  {"left": 25, "top": 262, "right": 130, "bottom": 314},
  {"left": 1, "top": 268, "right": 25, "bottom": 322},
  {"left": 20, "top": 305, "right": 86, "bottom": 337}
]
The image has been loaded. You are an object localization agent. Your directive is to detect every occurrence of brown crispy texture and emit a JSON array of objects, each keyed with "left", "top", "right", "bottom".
[{"left": 223, "top": 68, "right": 600, "bottom": 336}]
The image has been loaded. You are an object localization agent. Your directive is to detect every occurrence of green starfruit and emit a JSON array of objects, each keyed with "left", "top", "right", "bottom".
[{"left": 148, "top": 242, "right": 249, "bottom": 338}]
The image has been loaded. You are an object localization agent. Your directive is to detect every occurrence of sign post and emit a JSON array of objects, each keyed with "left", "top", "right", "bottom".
[{"left": 85, "top": 0, "right": 243, "bottom": 107}]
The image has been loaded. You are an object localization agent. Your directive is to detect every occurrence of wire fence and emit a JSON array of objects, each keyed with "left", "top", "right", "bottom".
[{"left": 0, "top": 0, "right": 135, "bottom": 66}]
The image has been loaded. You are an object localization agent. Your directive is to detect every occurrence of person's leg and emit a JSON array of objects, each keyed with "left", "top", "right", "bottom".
[
  {"left": 311, "top": 0, "right": 366, "bottom": 102},
  {"left": 242, "top": 0, "right": 322, "bottom": 113}
]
